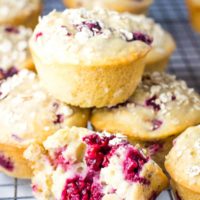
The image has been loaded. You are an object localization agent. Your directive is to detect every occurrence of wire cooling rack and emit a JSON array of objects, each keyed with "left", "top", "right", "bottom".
[{"left": 0, "top": 0, "right": 200, "bottom": 199}]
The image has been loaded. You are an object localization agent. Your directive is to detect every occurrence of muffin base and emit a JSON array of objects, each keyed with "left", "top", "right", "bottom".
[
  {"left": 0, "top": 2, "right": 42, "bottom": 29},
  {"left": 186, "top": 0, "right": 200, "bottom": 32},
  {"left": 91, "top": 103, "right": 200, "bottom": 142},
  {"left": 63, "top": 0, "right": 153, "bottom": 14},
  {"left": 103, "top": 0, "right": 153, "bottom": 14},
  {"left": 145, "top": 33, "right": 176, "bottom": 72},
  {"left": 0, "top": 144, "right": 32, "bottom": 179},
  {"left": 32, "top": 53, "right": 146, "bottom": 108},
  {"left": 171, "top": 179, "right": 200, "bottom": 200},
  {"left": 145, "top": 56, "right": 170, "bottom": 72}
]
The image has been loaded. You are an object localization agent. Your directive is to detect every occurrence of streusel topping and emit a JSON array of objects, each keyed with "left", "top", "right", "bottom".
[
  {"left": 127, "top": 72, "right": 200, "bottom": 116},
  {"left": 31, "top": 8, "right": 152, "bottom": 65},
  {"left": 0, "top": 25, "right": 32, "bottom": 72},
  {"left": 0, "top": 70, "right": 73, "bottom": 146}
]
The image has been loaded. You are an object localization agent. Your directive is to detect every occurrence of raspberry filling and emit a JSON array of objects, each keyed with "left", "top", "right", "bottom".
[
  {"left": 5, "top": 26, "right": 19, "bottom": 34},
  {"left": 83, "top": 134, "right": 119, "bottom": 170},
  {"left": 0, "top": 153, "right": 14, "bottom": 171},
  {"left": 123, "top": 147, "right": 149, "bottom": 184},
  {"left": 61, "top": 171, "right": 103, "bottom": 200},
  {"left": 172, "top": 95, "right": 176, "bottom": 101},
  {"left": 61, "top": 26, "right": 72, "bottom": 36},
  {"left": 146, "top": 143, "right": 163, "bottom": 156},
  {"left": 0, "top": 67, "right": 18, "bottom": 80},
  {"left": 11, "top": 134, "right": 23, "bottom": 142},
  {"left": 53, "top": 146, "right": 69, "bottom": 170},
  {"left": 61, "top": 133, "right": 149, "bottom": 200},
  {"left": 152, "top": 119, "right": 163, "bottom": 131},
  {"left": 75, "top": 21, "right": 102, "bottom": 36},
  {"left": 61, "top": 133, "right": 127, "bottom": 200},
  {"left": 125, "top": 32, "right": 153, "bottom": 45},
  {"left": 145, "top": 95, "right": 161, "bottom": 111},
  {"left": 35, "top": 32, "right": 43, "bottom": 41},
  {"left": 32, "top": 184, "right": 39, "bottom": 193},
  {"left": 53, "top": 114, "right": 65, "bottom": 124}
]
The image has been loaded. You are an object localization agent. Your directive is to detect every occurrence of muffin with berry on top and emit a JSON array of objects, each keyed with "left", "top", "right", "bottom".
[{"left": 30, "top": 8, "right": 152, "bottom": 108}]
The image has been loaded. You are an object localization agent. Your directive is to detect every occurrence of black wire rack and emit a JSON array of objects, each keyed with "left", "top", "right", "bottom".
[
  {"left": 0, "top": 0, "right": 199, "bottom": 199},
  {"left": 149, "top": 0, "right": 200, "bottom": 92}
]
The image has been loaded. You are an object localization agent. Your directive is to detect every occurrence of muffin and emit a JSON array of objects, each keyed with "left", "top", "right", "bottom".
[
  {"left": 30, "top": 8, "right": 152, "bottom": 108},
  {"left": 186, "top": 0, "right": 200, "bottom": 32},
  {"left": 0, "top": 0, "right": 42, "bottom": 29},
  {"left": 24, "top": 127, "right": 168, "bottom": 200},
  {"left": 91, "top": 72, "right": 200, "bottom": 141},
  {"left": 91, "top": 72, "right": 200, "bottom": 167},
  {"left": 63, "top": 0, "right": 154, "bottom": 15},
  {"left": 0, "top": 70, "right": 89, "bottom": 179},
  {"left": 165, "top": 125, "right": 200, "bottom": 200},
  {"left": 0, "top": 25, "right": 34, "bottom": 80}
]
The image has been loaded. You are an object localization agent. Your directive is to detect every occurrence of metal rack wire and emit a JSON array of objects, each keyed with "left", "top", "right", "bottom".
[
  {"left": 0, "top": 0, "right": 200, "bottom": 199},
  {"left": 150, "top": 0, "right": 200, "bottom": 92}
]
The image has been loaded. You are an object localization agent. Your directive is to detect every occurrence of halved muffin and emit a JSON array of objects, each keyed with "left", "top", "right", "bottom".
[{"left": 25, "top": 127, "right": 168, "bottom": 200}]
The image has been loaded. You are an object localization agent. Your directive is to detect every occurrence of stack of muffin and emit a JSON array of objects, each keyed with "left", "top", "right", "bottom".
[{"left": 0, "top": 1, "right": 200, "bottom": 200}]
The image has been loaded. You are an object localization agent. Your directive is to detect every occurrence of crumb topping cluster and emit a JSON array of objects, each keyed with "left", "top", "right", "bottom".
[
  {"left": 123, "top": 72, "right": 200, "bottom": 128},
  {"left": 133, "top": 72, "right": 200, "bottom": 113},
  {"left": 0, "top": 70, "right": 73, "bottom": 145},
  {"left": 31, "top": 9, "right": 153, "bottom": 64},
  {"left": 35, "top": 9, "right": 154, "bottom": 44},
  {"left": 0, "top": 25, "right": 32, "bottom": 72}
]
